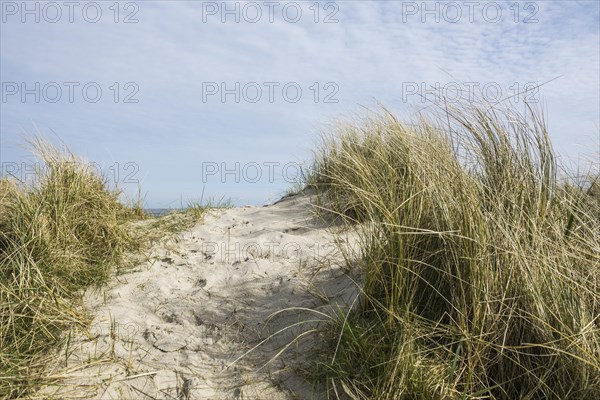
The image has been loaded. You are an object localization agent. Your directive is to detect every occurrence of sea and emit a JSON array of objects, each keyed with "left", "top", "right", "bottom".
[{"left": 144, "top": 208, "right": 179, "bottom": 217}]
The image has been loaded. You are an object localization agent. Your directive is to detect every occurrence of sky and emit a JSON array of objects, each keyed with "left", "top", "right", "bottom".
[{"left": 1, "top": 0, "right": 599, "bottom": 208}]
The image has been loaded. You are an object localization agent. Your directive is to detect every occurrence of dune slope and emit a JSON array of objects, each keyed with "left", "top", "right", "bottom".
[{"left": 38, "top": 192, "right": 358, "bottom": 399}]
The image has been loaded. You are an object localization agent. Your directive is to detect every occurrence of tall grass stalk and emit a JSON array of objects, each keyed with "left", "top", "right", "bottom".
[
  {"left": 311, "top": 102, "right": 599, "bottom": 399},
  {"left": 0, "top": 139, "right": 139, "bottom": 399}
]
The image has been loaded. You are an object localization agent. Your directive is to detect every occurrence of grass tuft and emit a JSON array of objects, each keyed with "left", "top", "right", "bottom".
[
  {"left": 0, "top": 138, "right": 140, "bottom": 399},
  {"left": 310, "top": 102, "right": 600, "bottom": 399}
]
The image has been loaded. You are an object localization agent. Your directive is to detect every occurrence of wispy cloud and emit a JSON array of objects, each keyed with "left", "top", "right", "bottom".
[{"left": 1, "top": 0, "right": 598, "bottom": 206}]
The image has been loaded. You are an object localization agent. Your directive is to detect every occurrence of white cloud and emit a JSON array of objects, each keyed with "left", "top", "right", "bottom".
[{"left": 1, "top": 0, "right": 598, "bottom": 206}]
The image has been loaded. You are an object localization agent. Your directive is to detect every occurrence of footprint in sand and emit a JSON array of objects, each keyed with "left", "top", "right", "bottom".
[{"left": 143, "top": 325, "right": 190, "bottom": 353}]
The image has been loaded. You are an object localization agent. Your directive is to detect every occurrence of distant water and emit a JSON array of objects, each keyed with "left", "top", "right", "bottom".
[{"left": 145, "top": 208, "right": 179, "bottom": 217}]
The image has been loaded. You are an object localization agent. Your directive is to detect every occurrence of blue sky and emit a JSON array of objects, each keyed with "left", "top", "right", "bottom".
[{"left": 1, "top": 0, "right": 599, "bottom": 207}]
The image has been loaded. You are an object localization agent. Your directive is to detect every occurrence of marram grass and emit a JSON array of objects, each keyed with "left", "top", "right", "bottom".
[
  {"left": 0, "top": 139, "right": 141, "bottom": 399},
  {"left": 310, "top": 102, "right": 599, "bottom": 399}
]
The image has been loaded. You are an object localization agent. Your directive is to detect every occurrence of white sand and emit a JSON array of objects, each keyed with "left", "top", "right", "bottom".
[{"left": 39, "top": 192, "right": 360, "bottom": 399}]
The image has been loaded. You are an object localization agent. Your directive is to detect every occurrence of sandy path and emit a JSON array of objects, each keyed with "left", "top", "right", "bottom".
[{"left": 39, "top": 193, "right": 359, "bottom": 399}]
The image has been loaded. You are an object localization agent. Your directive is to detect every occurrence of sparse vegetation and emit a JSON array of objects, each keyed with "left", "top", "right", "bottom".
[{"left": 310, "top": 101, "right": 600, "bottom": 399}]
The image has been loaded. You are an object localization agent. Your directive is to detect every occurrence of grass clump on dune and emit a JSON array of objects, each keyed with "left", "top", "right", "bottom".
[
  {"left": 0, "top": 139, "right": 140, "bottom": 399},
  {"left": 311, "top": 102, "right": 599, "bottom": 399}
]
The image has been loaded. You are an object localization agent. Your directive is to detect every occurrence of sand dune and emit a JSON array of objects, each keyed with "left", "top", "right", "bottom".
[{"left": 39, "top": 192, "right": 359, "bottom": 399}]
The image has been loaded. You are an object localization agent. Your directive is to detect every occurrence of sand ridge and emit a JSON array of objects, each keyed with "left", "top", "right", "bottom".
[{"left": 38, "top": 192, "right": 359, "bottom": 399}]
